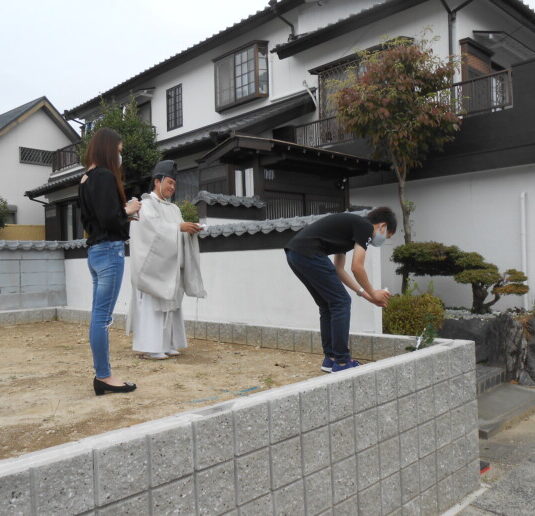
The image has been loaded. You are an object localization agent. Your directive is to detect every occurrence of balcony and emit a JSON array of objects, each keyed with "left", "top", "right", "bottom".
[
  {"left": 295, "top": 69, "right": 514, "bottom": 148},
  {"left": 52, "top": 142, "right": 81, "bottom": 172}
]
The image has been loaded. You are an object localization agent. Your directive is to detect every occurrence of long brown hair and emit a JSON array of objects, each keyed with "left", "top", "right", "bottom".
[{"left": 84, "top": 127, "right": 126, "bottom": 204}]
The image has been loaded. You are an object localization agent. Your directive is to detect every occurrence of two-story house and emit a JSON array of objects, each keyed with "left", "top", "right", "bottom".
[
  {"left": 26, "top": 0, "right": 535, "bottom": 308},
  {"left": 0, "top": 97, "right": 79, "bottom": 239}
]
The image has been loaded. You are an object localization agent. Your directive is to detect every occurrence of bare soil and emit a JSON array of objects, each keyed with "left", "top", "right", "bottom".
[{"left": 0, "top": 321, "right": 322, "bottom": 460}]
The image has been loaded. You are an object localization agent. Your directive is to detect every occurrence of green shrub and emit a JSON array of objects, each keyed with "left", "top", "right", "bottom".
[
  {"left": 177, "top": 200, "right": 199, "bottom": 222},
  {"left": 0, "top": 196, "right": 8, "bottom": 229},
  {"left": 383, "top": 292, "right": 445, "bottom": 336}
]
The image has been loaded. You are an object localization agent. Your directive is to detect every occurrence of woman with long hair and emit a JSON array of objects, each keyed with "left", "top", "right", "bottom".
[{"left": 79, "top": 127, "right": 141, "bottom": 395}]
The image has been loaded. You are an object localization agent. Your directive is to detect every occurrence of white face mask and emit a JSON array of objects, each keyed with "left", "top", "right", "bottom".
[
  {"left": 371, "top": 226, "right": 387, "bottom": 247},
  {"left": 118, "top": 153, "right": 123, "bottom": 166}
]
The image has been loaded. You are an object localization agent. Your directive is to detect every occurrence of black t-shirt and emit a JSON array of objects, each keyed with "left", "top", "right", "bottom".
[
  {"left": 286, "top": 213, "right": 374, "bottom": 256},
  {"left": 79, "top": 167, "right": 129, "bottom": 246}
]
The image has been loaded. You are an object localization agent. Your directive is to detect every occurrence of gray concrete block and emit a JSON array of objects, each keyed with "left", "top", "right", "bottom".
[
  {"left": 273, "top": 480, "right": 305, "bottom": 516},
  {"left": 398, "top": 394, "right": 418, "bottom": 433},
  {"left": 449, "top": 375, "right": 465, "bottom": 408},
  {"left": 437, "top": 444, "right": 454, "bottom": 481},
  {"left": 277, "top": 327, "right": 294, "bottom": 351},
  {"left": 271, "top": 436, "right": 302, "bottom": 489},
  {"left": 332, "top": 455, "right": 358, "bottom": 504},
  {"left": 333, "top": 494, "right": 359, "bottom": 515},
  {"left": 397, "top": 360, "right": 416, "bottom": 397},
  {"left": 0, "top": 470, "right": 31, "bottom": 515},
  {"left": 419, "top": 451, "right": 437, "bottom": 492},
  {"left": 353, "top": 371, "right": 377, "bottom": 412},
  {"left": 417, "top": 387, "right": 435, "bottom": 425},
  {"left": 465, "top": 459, "right": 481, "bottom": 497},
  {"left": 0, "top": 260, "right": 20, "bottom": 273},
  {"left": 311, "top": 331, "right": 323, "bottom": 354},
  {"left": 47, "top": 289, "right": 66, "bottom": 307},
  {"left": 380, "top": 436, "right": 401, "bottom": 479},
  {"left": 400, "top": 430, "right": 419, "bottom": 468},
  {"left": 465, "top": 400, "right": 479, "bottom": 434},
  {"left": 194, "top": 320, "right": 207, "bottom": 340},
  {"left": 33, "top": 450, "right": 94, "bottom": 515},
  {"left": 269, "top": 393, "right": 300, "bottom": 444},
  {"left": 294, "top": 330, "right": 312, "bottom": 353},
  {"left": 20, "top": 272, "right": 48, "bottom": 287},
  {"left": 261, "top": 326, "right": 278, "bottom": 349},
  {"left": 193, "top": 411, "right": 234, "bottom": 469},
  {"left": 196, "top": 460, "right": 235, "bottom": 515},
  {"left": 302, "top": 426, "right": 331, "bottom": 475},
  {"left": 300, "top": 384, "right": 329, "bottom": 432},
  {"left": 330, "top": 417, "right": 355, "bottom": 463},
  {"left": 357, "top": 446, "right": 380, "bottom": 490},
  {"left": 419, "top": 420, "right": 437, "bottom": 458},
  {"left": 450, "top": 405, "right": 466, "bottom": 440},
  {"left": 246, "top": 325, "right": 262, "bottom": 347},
  {"left": 232, "top": 324, "right": 247, "bottom": 345},
  {"left": 239, "top": 493, "right": 273, "bottom": 516},
  {"left": 377, "top": 400, "right": 399, "bottom": 442},
  {"left": 151, "top": 475, "right": 195, "bottom": 515},
  {"left": 434, "top": 350, "right": 451, "bottom": 384},
  {"left": 437, "top": 474, "right": 454, "bottom": 513},
  {"left": 0, "top": 310, "right": 17, "bottom": 324},
  {"left": 184, "top": 320, "right": 194, "bottom": 339},
  {"left": 0, "top": 273, "right": 19, "bottom": 288},
  {"left": 433, "top": 381, "right": 450, "bottom": 417},
  {"left": 373, "top": 336, "right": 405, "bottom": 360},
  {"left": 355, "top": 407, "right": 378, "bottom": 452},
  {"left": 358, "top": 482, "right": 381, "bottom": 516},
  {"left": 205, "top": 322, "right": 220, "bottom": 341},
  {"left": 329, "top": 376, "right": 354, "bottom": 422},
  {"left": 236, "top": 448, "right": 270, "bottom": 505},
  {"left": 381, "top": 472, "right": 402, "bottom": 515},
  {"left": 401, "top": 462, "right": 420, "bottom": 505},
  {"left": 98, "top": 492, "right": 150, "bottom": 515},
  {"left": 349, "top": 333, "right": 373, "bottom": 361},
  {"left": 233, "top": 402, "right": 269, "bottom": 456},
  {"left": 451, "top": 437, "right": 466, "bottom": 473},
  {"left": 414, "top": 353, "right": 435, "bottom": 391},
  {"left": 94, "top": 436, "right": 149, "bottom": 506},
  {"left": 464, "top": 371, "right": 477, "bottom": 403},
  {"left": 420, "top": 485, "right": 438, "bottom": 516},
  {"left": 305, "top": 467, "right": 332, "bottom": 515},
  {"left": 218, "top": 323, "right": 233, "bottom": 343},
  {"left": 376, "top": 364, "right": 398, "bottom": 404},
  {"left": 149, "top": 422, "right": 193, "bottom": 487},
  {"left": 466, "top": 429, "right": 480, "bottom": 463},
  {"left": 436, "top": 413, "right": 452, "bottom": 449}
]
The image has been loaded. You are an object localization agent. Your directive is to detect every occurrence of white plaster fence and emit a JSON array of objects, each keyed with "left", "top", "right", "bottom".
[{"left": 0, "top": 336, "right": 479, "bottom": 515}]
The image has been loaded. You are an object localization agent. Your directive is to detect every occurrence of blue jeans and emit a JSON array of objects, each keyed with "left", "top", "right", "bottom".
[
  {"left": 285, "top": 249, "right": 351, "bottom": 363},
  {"left": 87, "top": 241, "right": 125, "bottom": 378}
]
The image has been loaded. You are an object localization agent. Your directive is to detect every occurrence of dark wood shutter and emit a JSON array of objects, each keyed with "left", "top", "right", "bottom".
[{"left": 45, "top": 204, "right": 61, "bottom": 241}]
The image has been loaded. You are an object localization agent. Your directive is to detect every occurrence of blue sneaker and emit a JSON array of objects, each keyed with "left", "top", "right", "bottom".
[
  {"left": 321, "top": 356, "right": 335, "bottom": 373},
  {"left": 332, "top": 359, "right": 361, "bottom": 372}
]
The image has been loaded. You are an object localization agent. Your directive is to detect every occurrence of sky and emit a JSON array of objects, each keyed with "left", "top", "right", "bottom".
[{"left": 2, "top": 0, "right": 535, "bottom": 116}]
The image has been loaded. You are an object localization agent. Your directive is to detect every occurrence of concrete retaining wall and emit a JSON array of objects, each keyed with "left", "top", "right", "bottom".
[
  {"left": 0, "top": 337, "right": 479, "bottom": 515},
  {"left": 0, "top": 249, "right": 66, "bottom": 310}
]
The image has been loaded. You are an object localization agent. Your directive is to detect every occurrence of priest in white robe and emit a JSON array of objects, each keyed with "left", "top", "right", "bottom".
[{"left": 127, "top": 160, "right": 206, "bottom": 359}]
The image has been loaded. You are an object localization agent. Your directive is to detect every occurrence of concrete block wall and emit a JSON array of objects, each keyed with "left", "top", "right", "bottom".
[
  {"left": 0, "top": 339, "right": 479, "bottom": 515},
  {"left": 0, "top": 250, "right": 66, "bottom": 310}
]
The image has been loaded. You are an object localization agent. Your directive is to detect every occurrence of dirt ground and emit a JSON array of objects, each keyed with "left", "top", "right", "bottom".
[{"left": 0, "top": 321, "right": 323, "bottom": 460}]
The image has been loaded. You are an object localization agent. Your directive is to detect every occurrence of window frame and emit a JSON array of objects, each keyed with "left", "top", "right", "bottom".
[
  {"left": 19, "top": 147, "right": 54, "bottom": 166},
  {"left": 166, "top": 83, "right": 183, "bottom": 131},
  {"left": 213, "top": 41, "right": 269, "bottom": 112}
]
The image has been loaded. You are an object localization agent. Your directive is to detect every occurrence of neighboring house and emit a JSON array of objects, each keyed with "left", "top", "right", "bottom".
[
  {"left": 0, "top": 97, "right": 79, "bottom": 234},
  {"left": 27, "top": 0, "right": 535, "bottom": 308}
]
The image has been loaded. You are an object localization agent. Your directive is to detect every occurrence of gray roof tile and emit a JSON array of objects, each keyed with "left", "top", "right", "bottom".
[
  {"left": 0, "top": 97, "right": 47, "bottom": 132},
  {"left": 193, "top": 191, "right": 265, "bottom": 208}
]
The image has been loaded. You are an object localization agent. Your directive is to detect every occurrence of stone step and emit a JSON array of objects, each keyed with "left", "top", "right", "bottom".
[
  {"left": 476, "top": 364, "right": 506, "bottom": 395},
  {"left": 478, "top": 383, "right": 535, "bottom": 439}
]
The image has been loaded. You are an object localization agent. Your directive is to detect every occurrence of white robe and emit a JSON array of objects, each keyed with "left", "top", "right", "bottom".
[{"left": 127, "top": 192, "right": 206, "bottom": 353}]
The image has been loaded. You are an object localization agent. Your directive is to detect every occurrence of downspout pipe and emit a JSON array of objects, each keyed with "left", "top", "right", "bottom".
[
  {"left": 440, "top": 0, "right": 475, "bottom": 57},
  {"left": 269, "top": 0, "right": 297, "bottom": 41},
  {"left": 520, "top": 191, "right": 530, "bottom": 310}
]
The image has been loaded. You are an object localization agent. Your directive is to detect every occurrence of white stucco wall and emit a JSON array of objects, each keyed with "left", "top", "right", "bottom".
[
  {"left": 64, "top": 245, "right": 382, "bottom": 333},
  {"left": 351, "top": 164, "right": 535, "bottom": 310},
  {"left": 0, "top": 109, "right": 74, "bottom": 225}
]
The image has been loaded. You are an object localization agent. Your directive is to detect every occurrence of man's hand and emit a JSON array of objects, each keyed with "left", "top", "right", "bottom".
[
  {"left": 125, "top": 198, "right": 141, "bottom": 216},
  {"left": 370, "top": 289, "right": 391, "bottom": 307},
  {"left": 180, "top": 222, "right": 202, "bottom": 235}
]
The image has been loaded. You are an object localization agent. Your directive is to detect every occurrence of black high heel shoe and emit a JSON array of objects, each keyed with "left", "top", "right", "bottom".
[{"left": 93, "top": 377, "right": 137, "bottom": 396}]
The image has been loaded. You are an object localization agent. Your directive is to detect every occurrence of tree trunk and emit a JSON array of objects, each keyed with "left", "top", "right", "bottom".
[
  {"left": 397, "top": 171, "right": 412, "bottom": 293},
  {"left": 471, "top": 282, "right": 491, "bottom": 314}
]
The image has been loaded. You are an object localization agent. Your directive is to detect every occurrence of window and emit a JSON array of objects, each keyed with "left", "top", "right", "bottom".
[
  {"left": 19, "top": 147, "right": 53, "bottom": 166},
  {"left": 5, "top": 205, "right": 17, "bottom": 224},
  {"left": 59, "top": 200, "right": 83, "bottom": 240},
  {"left": 167, "top": 84, "right": 183, "bottom": 131},
  {"left": 318, "top": 60, "right": 362, "bottom": 118},
  {"left": 214, "top": 42, "right": 268, "bottom": 111},
  {"left": 235, "top": 168, "right": 254, "bottom": 197}
]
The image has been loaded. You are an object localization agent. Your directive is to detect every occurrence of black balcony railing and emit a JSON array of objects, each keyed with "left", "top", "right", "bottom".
[
  {"left": 52, "top": 142, "right": 81, "bottom": 172},
  {"left": 296, "top": 69, "right": 513, "bottom": 148}
]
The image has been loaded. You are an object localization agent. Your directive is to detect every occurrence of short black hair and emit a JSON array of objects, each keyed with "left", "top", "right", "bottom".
[
  {"left": 149, "top": 175, "right": 164, "bottom": 192},
  {"left": 366, "top": 206, "right": 397, "bottom": 234}
]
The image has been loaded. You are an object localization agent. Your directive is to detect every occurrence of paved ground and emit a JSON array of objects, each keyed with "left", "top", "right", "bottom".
[{"left": 460, "top": 408, "right": 535, "bottom": 515}]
